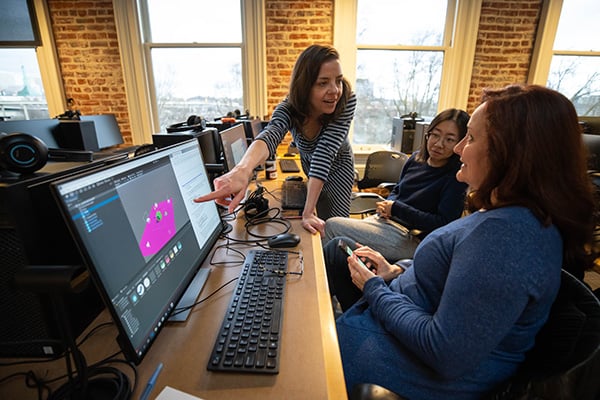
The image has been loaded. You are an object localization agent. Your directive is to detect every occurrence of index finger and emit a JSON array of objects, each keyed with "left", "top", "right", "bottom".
[{"left": 193, "top": 187, "right": 232, "bottom": 203}]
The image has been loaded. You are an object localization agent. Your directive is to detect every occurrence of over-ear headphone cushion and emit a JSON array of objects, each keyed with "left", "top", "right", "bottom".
[
  {"left": 0, "top": 132, "right": 49, "bottom": 174},
  {"left": 166, "top": 115, "right": 207, "bottom": 133}
]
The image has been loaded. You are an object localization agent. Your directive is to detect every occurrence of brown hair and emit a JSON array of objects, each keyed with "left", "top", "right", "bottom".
[
  {"left": 287, "top": 44, "right": 352, "bottom": 131},
  {"left": 415, "top": 108, "right": 470, "bottom": 163},
  {"left": 468, "top": 84, "right": 596, "bottom": 275}
]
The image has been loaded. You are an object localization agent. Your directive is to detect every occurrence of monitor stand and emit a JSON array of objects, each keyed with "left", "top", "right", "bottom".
[{"left": 169, "top": 267, "right": 211, "bottom": 322}]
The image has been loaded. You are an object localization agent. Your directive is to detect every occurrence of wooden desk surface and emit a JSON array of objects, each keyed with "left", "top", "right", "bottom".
[{"left": 0, "top": 170, "right": 347, "bottom": 400}]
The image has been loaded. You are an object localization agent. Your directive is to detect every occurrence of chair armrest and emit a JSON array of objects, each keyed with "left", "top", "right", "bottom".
[
  {"left": 377, "top": 182, "right": 396, "bottom": 191},
  {"left": 351, "top": 192, "right": 386, "bottom": 201}
]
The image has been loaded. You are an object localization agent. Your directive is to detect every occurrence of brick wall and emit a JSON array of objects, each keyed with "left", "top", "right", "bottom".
[
  {"left": 47, "top": 0, "right": 132, "bottom": 144},
  {"left": 264, "top": 0, "right": 334, "bottom": 115},
  {"left": 467, "top": 0, "right": 543, "bottom": 112}
]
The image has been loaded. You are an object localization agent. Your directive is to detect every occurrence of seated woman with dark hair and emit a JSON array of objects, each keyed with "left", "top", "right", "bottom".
[
  {"left": 324, "top": 108, "right": 469, "bottom": 261},
  {"left": 325, "top": 84, "right": 596, "bottom": 399}
]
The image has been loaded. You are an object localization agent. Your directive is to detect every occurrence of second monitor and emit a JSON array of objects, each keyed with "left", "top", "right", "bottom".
[{"left": 219, "top": 123, "right": 248, "bottom": 172}]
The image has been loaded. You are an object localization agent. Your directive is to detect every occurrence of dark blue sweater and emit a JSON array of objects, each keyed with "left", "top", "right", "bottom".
[{"left": 388, "top": 153, "right": 467, "bottom": 236}]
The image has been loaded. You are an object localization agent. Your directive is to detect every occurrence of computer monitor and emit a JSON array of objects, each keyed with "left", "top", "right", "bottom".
[
  {"left": 51, "top": 139, "right": 223, "bottom": 364},
  {"left": 250, "top": 119, "right": 262, "bottom": 139},
  {"left": 80, "top": 114, "right": 124, "bottom": 149},
  {"left": 219, "top": 123, "right": 248, "bottom": 172},
  {"left": 583, "top": 133, "right": 600, "bottom": 172},
  {"left": 0, "top": 118, "right": 61, "bottom": 148}
]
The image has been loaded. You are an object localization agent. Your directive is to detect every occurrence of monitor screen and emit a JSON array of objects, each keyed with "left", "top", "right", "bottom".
[
  {"left": 219, "top": 123, "right": 248, "bottom": 172},
  {"left": 80, "top": 114, "right": 124, "bottom": 149},
  {"left": 52, "top": 139, "right": 222, "bottom": 364},
  {"left": 250, "top": 119, "right": 262, "bottom": 139}
]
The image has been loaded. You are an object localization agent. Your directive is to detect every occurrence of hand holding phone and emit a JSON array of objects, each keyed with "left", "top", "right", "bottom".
[{"left": 338, "top": 239, "right": 369, "bottom": 269}]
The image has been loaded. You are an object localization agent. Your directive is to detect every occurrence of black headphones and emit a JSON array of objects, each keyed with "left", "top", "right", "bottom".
[
  {"left": 243, "top": 186, "right": 270, "bottom": 219},
  {"left": 0, "top": 132, "right": 49, "bottom": 174},
  {"left": 166, "top": 115, "right": 207, "bottom": 133}
]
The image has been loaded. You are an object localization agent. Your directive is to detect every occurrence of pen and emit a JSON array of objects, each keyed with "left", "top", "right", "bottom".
[{"left": 139, "top": 362, "right": 163, "bottom": 400}]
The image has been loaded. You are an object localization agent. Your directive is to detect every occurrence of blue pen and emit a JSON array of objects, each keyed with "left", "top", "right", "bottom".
[{"left": 139, "top": 362, "right": 163, "bottom": 400}]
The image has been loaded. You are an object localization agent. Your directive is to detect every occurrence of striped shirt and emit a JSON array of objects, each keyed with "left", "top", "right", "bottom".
[{"left": 256, "top": 93, "right": 357, "bottom": 219}]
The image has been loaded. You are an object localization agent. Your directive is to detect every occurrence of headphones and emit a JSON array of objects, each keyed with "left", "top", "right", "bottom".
[
  {"left": 166, "top": 115, "right": 207, "bottom": 133},
  {"left": 0, "top": 132, "right": 49, "bottom": 174},
  {"left": 243, "top": 186, "right": 270, "bottom": 219}
]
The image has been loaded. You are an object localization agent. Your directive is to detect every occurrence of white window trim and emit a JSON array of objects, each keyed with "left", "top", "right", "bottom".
[
  {"left": 528, "top": 0, "right": 563, "bottom": 84},
  {"left": 333, "top": 0, "right": 481, "bottom": 153},
  {"left": 33, "top": 0, "right": 66, "bottom": 118},
  {"left": 113, "top": 0, "right": 267, "bottom": 144}
]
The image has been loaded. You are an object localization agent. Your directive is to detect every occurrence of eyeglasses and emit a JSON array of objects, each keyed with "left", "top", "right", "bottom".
[{"left": 426, "top": 132, "right": 458, "bottom": 147}]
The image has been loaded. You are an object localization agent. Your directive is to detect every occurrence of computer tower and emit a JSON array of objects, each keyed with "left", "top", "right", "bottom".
[
  {"left": 413, "top": 121, "right": 430, "bottom": 153},
  {"left": 391, "top": 117, "right": 404, "bottom": 153},
  {"left": 0, "top": 160, "right": 108, "bottom": 358}
]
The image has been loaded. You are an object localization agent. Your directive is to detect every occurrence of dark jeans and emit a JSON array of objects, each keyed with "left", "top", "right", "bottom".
[{"left": 323, "top": 236, "right": 365, "bottom": 312}]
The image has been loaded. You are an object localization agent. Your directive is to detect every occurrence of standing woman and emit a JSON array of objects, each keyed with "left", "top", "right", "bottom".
[{"left": 194, "top": 44, "right": 356, "bottom": 235}]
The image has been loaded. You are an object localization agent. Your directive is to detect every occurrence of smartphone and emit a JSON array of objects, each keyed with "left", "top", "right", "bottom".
[{"left": 338, "top": 239, "right": 368, "bottom": 269}]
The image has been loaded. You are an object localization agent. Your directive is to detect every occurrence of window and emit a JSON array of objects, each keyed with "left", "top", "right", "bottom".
[
  {"left": 0, "top": 48, "right": 48, "bottom": 120},
  {"left": 0, "top": 0, "right": 64, "bottom": 122},
  {"left": 115, "top": 0, "right": 266, "bottom": 140},
  {"left": 141, "top": 0, "right": 244, "bottom": 131},
  {"left": 547, "top": 0, "right": 600, "bottom": 116},
  {"left": 530, "top": 0, "right": 600, "bottom": 116},
  {"left": 334, "top": 0, "right": 480, "bottom": 151}
]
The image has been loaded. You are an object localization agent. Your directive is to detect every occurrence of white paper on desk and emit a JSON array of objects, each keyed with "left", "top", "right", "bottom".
[{"left": 156, "top": 386, "right": 205, "bottom": 400}]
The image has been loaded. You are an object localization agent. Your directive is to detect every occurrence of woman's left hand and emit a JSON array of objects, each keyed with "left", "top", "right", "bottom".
[{"left": 301, "top": 213, "right": 325, "bottom": 236}]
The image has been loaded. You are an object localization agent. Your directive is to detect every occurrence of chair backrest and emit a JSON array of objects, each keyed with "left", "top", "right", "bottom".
[
  {"left": 490, "top": 269, "right": 600, "bottom": 400},
  {"left": 357, "top": 150, "right": 409, "bottom": 190}
]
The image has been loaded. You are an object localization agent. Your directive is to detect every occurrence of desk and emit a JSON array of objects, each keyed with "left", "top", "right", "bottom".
[{"left": 0, "top": 170, "right": 347, "bottom": 399}]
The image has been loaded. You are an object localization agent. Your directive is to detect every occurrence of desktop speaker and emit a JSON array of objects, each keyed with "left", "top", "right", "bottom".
[
  {"left": 0, "top": 132, "right": 49, "bottom": 174},
  {"left": 166, "top": 115, "right": 207, "bottom": 133},
  {"left": 54, "top": 120, "right": 100, "bottom": 152}
]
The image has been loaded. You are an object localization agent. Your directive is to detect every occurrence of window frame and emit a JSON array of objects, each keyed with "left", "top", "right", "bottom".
[
  {"left": 333, "top": 0, "right": 481, "bottom": 153},
  {"left": 113, "top": 0, "right": 266, "bottom": 144},
  {"left": 0, "top": 0, "right": 66, "bottom": 120}
]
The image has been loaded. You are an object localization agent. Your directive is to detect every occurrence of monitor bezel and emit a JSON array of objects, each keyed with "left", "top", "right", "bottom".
[{"left": 50, "top": 139, "right": 222, "bottom": 364}]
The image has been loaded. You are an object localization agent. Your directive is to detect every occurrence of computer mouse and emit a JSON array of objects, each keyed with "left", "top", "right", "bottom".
[
  {"left": 285, "top": 175, "right": 303, "bottom": 182},
  {"left": 268, "top": 233, "right": 301, "bottom": 248}
]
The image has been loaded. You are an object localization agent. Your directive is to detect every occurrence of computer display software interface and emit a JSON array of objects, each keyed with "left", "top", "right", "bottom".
[{"left": 52, "top": 139, "right": 222, "bottom": 363}]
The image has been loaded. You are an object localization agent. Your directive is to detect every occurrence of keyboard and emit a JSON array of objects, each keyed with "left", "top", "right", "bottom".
[
  {"left": 279, "top": 158, "right": 300, "bottom": 173},
  {"left": 281, "top": 180, "right": 307, "bottom": 209},
  {"left": 207, "top": 249, "right": 288, "bottom": 374}
]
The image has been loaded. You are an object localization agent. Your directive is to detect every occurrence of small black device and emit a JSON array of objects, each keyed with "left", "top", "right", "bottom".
[
  {"left": 285, "top": 175, "right": 303, "bottom": 182},
  {"left": 268, "top": 232, "right": 300, "bottom": 248},
  {"left": 338, "top": 239, "right": 368, "bottom": 269}
]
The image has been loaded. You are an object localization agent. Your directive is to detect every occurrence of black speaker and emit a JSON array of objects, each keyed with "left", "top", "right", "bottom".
[
  {"left": 54, "top": 120, "right": 100, "bottom": 151},
  {"left": 166, "top": 115, "right": 207, "bottom": 133},
  {"left": 0, "top": 132, "right": 49, "bottom": 174}
]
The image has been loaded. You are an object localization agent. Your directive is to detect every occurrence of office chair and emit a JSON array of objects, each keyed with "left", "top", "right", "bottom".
[
  {"left": 349, "top": 269, "right": 600, "bottom": 400},
  {"left": 350, "top": 151, "right": 408, "bottom": 218}
]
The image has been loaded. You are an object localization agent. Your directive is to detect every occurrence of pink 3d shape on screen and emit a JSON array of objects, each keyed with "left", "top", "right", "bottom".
[{"left": 139, "top": 198, "right": 176, "bottom": 257}]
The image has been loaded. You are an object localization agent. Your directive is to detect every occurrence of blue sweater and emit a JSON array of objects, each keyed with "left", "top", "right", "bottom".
[
  {"left": 336, "top": 207, "right": 563, "bottom": 399},
  {"left": 388, "top": 153, "right": 467, "bottom": 236}
]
